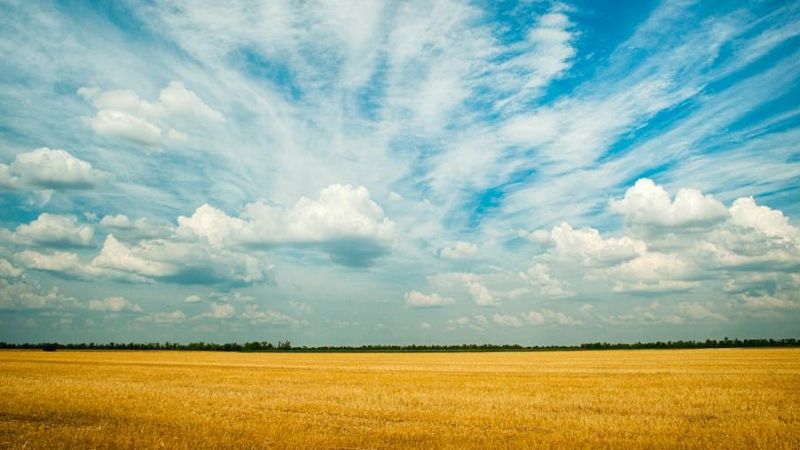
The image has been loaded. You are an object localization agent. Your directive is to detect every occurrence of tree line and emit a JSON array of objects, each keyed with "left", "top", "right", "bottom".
[{"left": 0, "top": 338, "right": 797, "bottom": 352}]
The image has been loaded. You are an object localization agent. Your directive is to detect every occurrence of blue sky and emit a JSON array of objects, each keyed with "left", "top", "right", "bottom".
[{"left": 1, "top": 0, "right": 799, "bottom": 345}]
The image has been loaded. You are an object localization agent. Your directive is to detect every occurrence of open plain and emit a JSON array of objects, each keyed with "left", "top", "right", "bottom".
[{"left": 0, "top": 348, "right": 798, "bottom": 449}]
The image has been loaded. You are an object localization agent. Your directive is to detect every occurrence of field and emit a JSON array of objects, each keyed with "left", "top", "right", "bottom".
[{"left": 1, "top": 349, "right": 798, "bottom": 449}]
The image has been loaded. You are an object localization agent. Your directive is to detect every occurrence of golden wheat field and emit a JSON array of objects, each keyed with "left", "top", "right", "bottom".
[{"left": 0, "top": 349, "right": 798, "bottom": 449}]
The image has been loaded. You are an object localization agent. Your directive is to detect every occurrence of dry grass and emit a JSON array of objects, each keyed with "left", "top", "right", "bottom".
[{"left": 0, "top": 349, "right": 798, "bottom": 449}]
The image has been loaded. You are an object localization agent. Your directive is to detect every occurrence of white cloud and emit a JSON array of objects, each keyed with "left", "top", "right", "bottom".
[
  {"left": 0, "top": 148, "right": 109, "bottom": 190},
  {"left": 99, "top": 214, "right": 173, "bottom": 238},
  {"left": 547, "top": 223, "right": 646, "bottom": 267},
  {"left": 137, "top": 310, "right": 186, "bottom": 324},
  {"left": 521, "top": 180, "right": 799, "bottom": 300},
  {"left": 467, "top": 280, "right": 498, "bottom": 306},
  {"left": 492, "top": 313, "right": 523, "bottom": 327},
  {"left": 447, "top": 314, "right": 489, "bottom": 331},
  {"left": 404, "top": 290, "right": 454, "bottom": 308},
  {"left": 240, "top": 305, "right": 305, "bottom": 326},
  {"left": 520, "top": 262, "right": 572, "bottom": 298},
  {"left": 178, "top": 184, "right": 395, "bottom": 266},
  {"left": 100, "top": 214, "right": 133, "bottom": 229},
  {"left": 208, "top": 302, "right": 236, "bottom": 319},
  {"left": 439, "top": 241, "right": 478, "bottom": 260},
  {"left": 92, "top": 235, "right": 176, "bottom": 278},
  {"left": 0, "top": 258, "right": 22, "bottom": 278},
  {"left": 603, "top": 252, "right": 697, "bottom": 293},
  {"left": 521, "top": 310, "right": 581, "bottom": 326},
  {"left": 289, "top": 300, "right": 313, "bottom": 314},
  {"left": 184, "top": 294, "right": 201, "bottom": 303},
  {"left": 177, "top": 204, "right": 245, "bottom": 247},
  {"left": 729, "top": 197, "right": 799, "bottom": 239},
  {"left": 610, "top": 178, "right": 729, "bottom": 229},
  {"left": 12, "top": 213, "right": 94, "bottom": 247},
  {"left": 89, "top": 109, "right": 163, "bottom": 145},
  {"left": 675, "top": 302, "right": 727, "bottom": 322},
  {"left": 0, "top": 278, "right": 77, "bottom": 310},
  {"left": 88, "top": 296, "right": 142, "bottom": 312},
  {"left": 80, "top": 81, "right": 224, "bottom": 146}
]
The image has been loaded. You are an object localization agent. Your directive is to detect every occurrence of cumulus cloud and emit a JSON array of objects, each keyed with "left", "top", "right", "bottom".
[
  {"left": 520, "top": 262, "right": 572, "bottom": 298},
  {"left": 439, "top": 241, "right": 478, "bottom": 259},
  {"left": 467, "top": 280, "right": 498, "bottom": 306},
  {"left": 240, "top": 304, "right": 306, "bottom": 326},
  {"left": 99, "top": 214, "right": 172, "bottom": 239},
  {"left": 178, "top": 184, "right": 395, "bottom": 267},
  {"left": 137, "top": 310, "right": 186, "bottom": 325},
  {"left": 603, "top": 252, "right": 698, "bottom": 294},
  {"left": 428, "top": 272, "right": 500, "bottom": 306},
  {"left": 729, "top": 197, "right": 799, "bottom": 239},
  {"left": 610, "top": 178, "right": 729, "bottom": 229},
  {"left": 0, "top": 258, "right": 23, "bottom": 278},
  {"left": 10, "top": 213, "right": 94, "bottom": 247},
  {"left": 493, "top": 313, "right": 523, "bottom": 327},
  {"left": 404, "top": 290, "right": 454, "bottom": 308},
  {"left": 184, "top": 294, "right": 202, "bottom": 303},
  {"left": 672, "top": 302, "right": 727, "bottom": 323},
  {"left": 91, "top": 235, "right": 273, "bottom": 286},
  {"left": 88, "top": 296, "right": 142, "bottom": 312},
  {"left": 208, "top": 302, "right": 236, "bottom": 319},
  {"left": 525, "top": 309, "right": 581, "bottom": 326},
  {"left": 79, "top": 81, "right": 224, "bottom": 146},
  {"left": 523, "top": 179, "right": 799, "bottom": 299},
  {"left": 0, "top": 148, "right": 109, "bottom": 190},
  {"left": 546, "top": 223, "right": 646, "bottom": 267},
  {"left": 92, "top": 235, "right": 176, "bottom": 278},
  {"left": 16, "top": 232, "right": 273, "bottom": 287},
  {"left": 447, "top": 314, "right": 489, "bottom": 331},
  {"left": 0, "top": 278, "right": 78, "bottom": 310}
]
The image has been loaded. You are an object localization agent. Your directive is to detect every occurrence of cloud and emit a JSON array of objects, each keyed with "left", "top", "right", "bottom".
[
  {"left": 439, "top": 241, "right": 478, "bottom": 259},
  {"left": 289, "top": 300, "right": 313, "bottom": 314},
  {"left": 0, "top": 258, "right": 23, "bottom": 278},
  {"left": 184, "top": 294, "right": 201, "bottom": 303},
  {"left": 10, "top": 213, "right": 94, "bottom": 247},
  {"left": 0, "top": 148, "right": 109, "bottom": 190},
  {"left": 603, "top": 252, "right": 698, "bottom": 294},
  {"left": 178, "top": 184, "right": 395, "bottom": 266},
  {"left": 79, "top": 81, "right": 224, "bottom": 146},
  {"left": 447, "top": 314, "right": 489, "bottom": 331},
  {"left": 0, "top": 278, "right": 78, "bottom": 310},
  {"left": 99, "top": 214, "right": 173, "bottom": 239},
  {"left": 208, "top": 302, "right": 236, "bottom": 319},
  {"left": 545, "top": 223, "right": 646, "bottom": 267},
  {"left": 240, "top": 304, "right": 306, "bottom": 326},
  {"left": 88, "top": 296, "right": 142, "bottom": 312},
  {"left": 428, "top": 272, "right": 500, "bottom": 306},
  {"left": 404, "top": 290, "right": 454, "bottom": 308},
  {"left": 137, "top": 310, "right": 186, "bottom": 325},
  {"left": 91, "top": 234, "right": 273, "bottom": 286},
  {"left": 674, "top": 302, "right": 727, "bottom": 322},
  {"left": 527, "top": 309, "right": 581, "bottom": 326},
  {"left": 467, "top": 280, "right": 498, "bottom": 306},
  {"left": 520, "top": 263, "right": 572, "bottom": 298},
  {"left": 729, "top": 197, "right": 799, "bottom": 240},
  {"left": 610, "top": 178, "right": 729, "bottom": 229},
  {"left": 177, "top": 204, "right": 245, "bottom": 247},
  {"left": 92, "top": 235, "right": 176, "bottom": 278},
  {"left": 15, "top": 232, "right": 274, "bottom": 287},
  {"left": 521, "top": 179, "right": 799, "bottom": 298},
  {"left": 492, "top": 313, "right": 523, "bottom": 327}
]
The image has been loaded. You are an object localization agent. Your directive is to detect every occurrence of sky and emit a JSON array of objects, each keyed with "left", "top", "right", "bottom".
[{"left": 0, "top": 0, "right": 799, "bottom": 345}]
